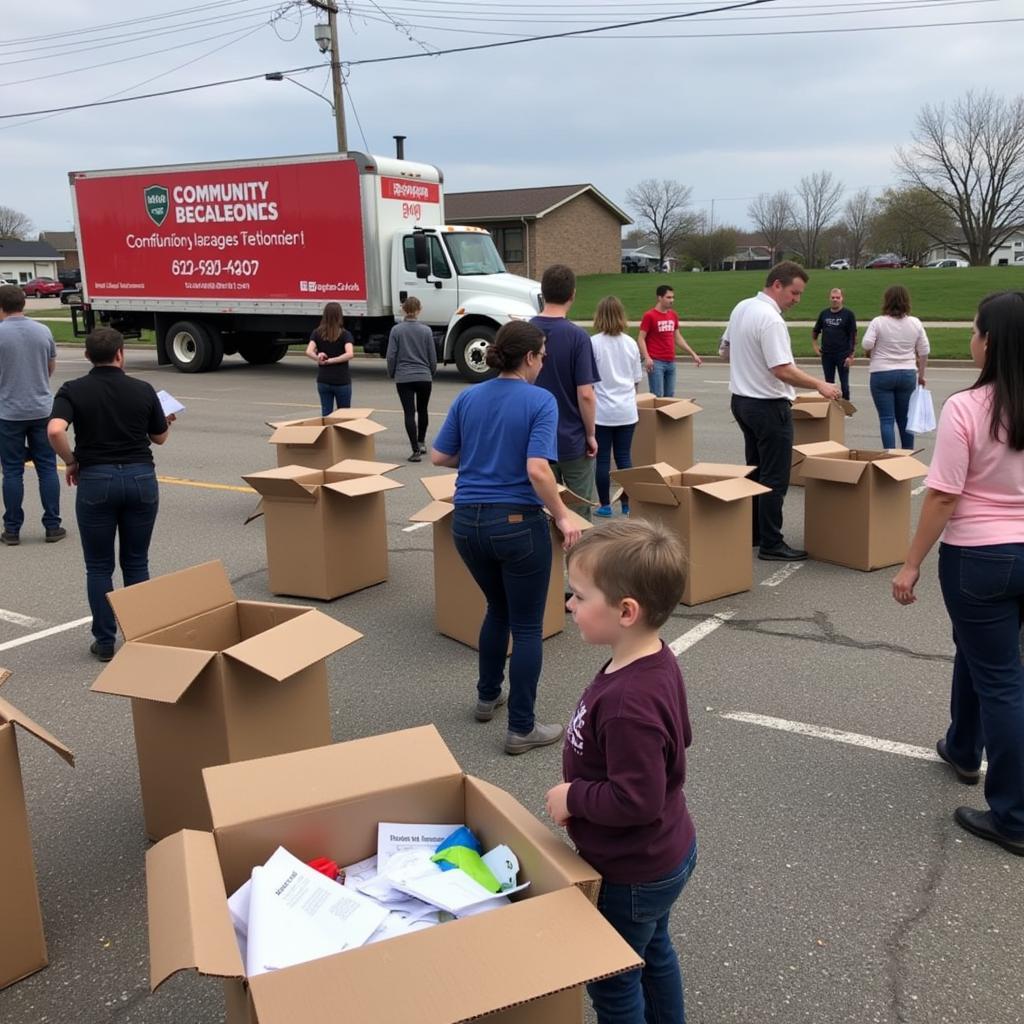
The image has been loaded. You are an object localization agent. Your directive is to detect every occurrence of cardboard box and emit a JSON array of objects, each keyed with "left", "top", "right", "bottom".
[
  {"left": 0, "top": 670, "right": 74, "bottom": 990},
  {"left": 267, "top": 409, "right": 386, "bottom": 470},
  {"left": 146, "top": 725, "right": 642, "bottom": 1024},
  {"left": 789, "top": 394, "right": 857, "bottom": 486},
  {"left": 243, "top": 460, "right": 402, "bottom": 600},
  {"left": 409, "top": 475, "right": 590, "bottom": 649},
  {"left": 91, "top": 561, "right": 361, "bottom": 841},
  {"left": 612, "top": 462, "right": 770, "bottom": 605},
  {"left": 793, "top": 441, "right": 928, "bottom": 570},
  {"left": 631, "top": 395, "right": 702, "bottom": 470}
]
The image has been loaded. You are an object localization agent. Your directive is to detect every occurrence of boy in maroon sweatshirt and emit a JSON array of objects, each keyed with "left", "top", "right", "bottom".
[{"left": 546, "top": 519, "right": 696, "bottom": 1024}]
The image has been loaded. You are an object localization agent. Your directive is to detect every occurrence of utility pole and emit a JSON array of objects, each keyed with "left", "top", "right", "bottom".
[{"left": 307, "top": 0, "right": 347, "bottom": 152}]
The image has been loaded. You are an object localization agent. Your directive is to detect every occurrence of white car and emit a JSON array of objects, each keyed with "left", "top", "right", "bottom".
[
  {"left": 0, "top": 276, "right": 18, "bottom": 286},
  {"left": 925, "top": 258, "right": 969, "bottom": 268},
  {"left": 828, "top": 259, "right": 850, "bottom": 271}
]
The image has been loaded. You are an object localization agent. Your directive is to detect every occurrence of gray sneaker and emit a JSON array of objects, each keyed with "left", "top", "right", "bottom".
[
  {"left": 474, "top": 690, "right": 507, "bottom": 722},
  {"left": 504, "top": 722, "right": 563, "bottom": 755}
]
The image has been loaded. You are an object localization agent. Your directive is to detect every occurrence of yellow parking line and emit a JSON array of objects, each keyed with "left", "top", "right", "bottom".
[{"left": 46, "top": 464, "right": 254, "bottom": 493}]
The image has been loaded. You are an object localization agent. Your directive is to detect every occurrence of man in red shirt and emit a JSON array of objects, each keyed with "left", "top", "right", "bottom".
[{"left": 637, "top": 285, "right": 703, "bottom": 397}]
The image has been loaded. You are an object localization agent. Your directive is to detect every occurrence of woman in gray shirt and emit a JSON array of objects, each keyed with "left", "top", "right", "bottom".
[{"left": 386, "top": 296, "right": 437, "bottom": 462}]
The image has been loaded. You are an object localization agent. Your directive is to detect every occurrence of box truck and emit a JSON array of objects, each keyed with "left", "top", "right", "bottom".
[{"left": 67, "top": 152, "right": 542, "bottom": 380}]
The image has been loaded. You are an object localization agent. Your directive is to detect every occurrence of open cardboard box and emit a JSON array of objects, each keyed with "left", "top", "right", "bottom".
[
  {"left": 789, "top": 394, "right": 856, "bottom": 486},
  {"left": 267, "top": 409, "right": 386, "bottom": 470},
  {"left": 91, "top": 561, "right": 361, "bottom": 840},
  {"left": 409, "top": 474, "right": 590, "bottom": 649},
  {"left": 793, "top": 441, "right": 928, "bottom": 570},
  {"left": 0, "top": 670, "right": 74, "bottom": 990},
  {"left": 146, "top": 725, "right": 642, "bottom": 1024},
  {"left": 631, "top": 395, "right": 702, "bottom": 470},
  {"left": 243, "top": 460, "right": 402, "bottom": 600},
  {"left": 612, "top": 462, "right": 769, "bottom": 605}
]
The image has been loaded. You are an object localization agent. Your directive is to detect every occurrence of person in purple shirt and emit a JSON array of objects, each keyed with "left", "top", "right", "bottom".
[{"left": 547, "top": 519, "right": 697, "bottom": 1024}]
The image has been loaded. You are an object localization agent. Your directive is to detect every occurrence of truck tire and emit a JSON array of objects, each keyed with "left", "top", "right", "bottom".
[
  {"left": 166, "top": 320, "right": 220, "bottom": 373},
  {"left": 453, "top": 325, "right": 498, "bottom": 382},
  {"left": 239, "top": 341, "right": 290, "bottom": 365}
]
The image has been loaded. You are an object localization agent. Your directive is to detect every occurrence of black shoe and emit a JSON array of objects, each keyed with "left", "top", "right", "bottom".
[
  {"left": 90, "top": 640, "right": 115, "bottom": 662},
  {"left": 758, "top": 544, "right": 807, "bottom": 561},
  {"left": 936, "top": 739, "right": 980, "bottom": 785},
  {"left": 407, "top": 451, "right": 422, "bottom": 463},
  {"left": 0, "top": 531, "right": 19, "bottom": 546},
  {"left": 45, "top": 527, "right": 67, "bottom": 543},
  {"left": 953, "top": 806, "right": 1024, "bottom": 856}
]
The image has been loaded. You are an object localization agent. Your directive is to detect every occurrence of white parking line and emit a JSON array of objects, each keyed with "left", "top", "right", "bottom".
[
  {"left": 403, "top": 522, "right": 431, "bottom": 533},
  {"left": 760, "top": 563, "right": 805, "bottom": 587},
  {"left": 721, "top": 711, "right": 987, "bottom": 773},
  {"left": 0, "top": 615, "right": 93, "bottom": 653},
  {"left": 0, "top": 608, "right": 48, "bottom": 629},
  {"left": 669, "top": 611, "right": 735, "bottom": 655}
]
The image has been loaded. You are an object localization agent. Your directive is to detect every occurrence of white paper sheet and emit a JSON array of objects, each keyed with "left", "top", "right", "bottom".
[
  {"left": 376, "top": 822, "right": 462, "bottom": 870},
  {"left": 396, "top": 869, "right": 530, "bottom": 915},
  {"left": 156, "top": 389, "right": 185, "bottom": 417}
]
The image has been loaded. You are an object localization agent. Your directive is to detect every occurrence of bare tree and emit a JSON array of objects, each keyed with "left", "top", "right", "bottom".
[
  {"left": 0, "top": 205, "right": 33, "bottom": 239},
  {"left": 747, "top": 191, "right": 792, "bottom": 263},
  {"left": 681, "top": 216, "right": 738, "bottom": 271},
  {"left": 896, "top": 90, "right": 1024, "bottom": 265},
  {"left": 840, "top": 188, "right": 872, "bottom": 267},
  {"left": 793, "top": 171, "right": 844, "bottom": 268},
  {"left": 625, "top": 179, "right": 696, "bottom": 266},
  {"left": 869, "top": 186, "right": 955, "bottom": 266}
]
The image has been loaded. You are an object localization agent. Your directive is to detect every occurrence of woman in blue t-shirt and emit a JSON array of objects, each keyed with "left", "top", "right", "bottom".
[{"left": 433, "top": 321, "right": 582, "bottom": 755}]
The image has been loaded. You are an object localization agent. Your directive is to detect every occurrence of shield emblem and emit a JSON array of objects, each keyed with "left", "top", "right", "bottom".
[{"left": 144, "top": 185, "right": 169, "bottom": 227}]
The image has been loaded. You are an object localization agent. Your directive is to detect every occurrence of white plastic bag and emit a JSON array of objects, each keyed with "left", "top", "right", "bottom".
[{"left": 906, "top": 385, "right": 936, "bottom": 435}]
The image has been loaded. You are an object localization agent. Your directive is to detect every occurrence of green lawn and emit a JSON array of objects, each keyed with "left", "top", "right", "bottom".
[{"left": 574, "top": 266, "right": 1022, "bottom": 322}]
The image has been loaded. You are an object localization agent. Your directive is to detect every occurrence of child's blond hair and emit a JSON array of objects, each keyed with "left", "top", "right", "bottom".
[{"left": 568, "top": 520, "right": 687, "bottom": 628}]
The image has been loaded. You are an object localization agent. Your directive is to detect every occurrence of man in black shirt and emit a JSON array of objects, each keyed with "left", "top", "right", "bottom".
[
  {"left": 812, "top": 288, "right": 857, "bottom": 401},
  {"left": 47, "top": 327, "right": 171, "bottom": 661}
]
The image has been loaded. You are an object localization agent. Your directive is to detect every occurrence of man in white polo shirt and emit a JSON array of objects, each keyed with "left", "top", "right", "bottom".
[{"left": 726, "top": 261, "right": 840, "bottom": 561}]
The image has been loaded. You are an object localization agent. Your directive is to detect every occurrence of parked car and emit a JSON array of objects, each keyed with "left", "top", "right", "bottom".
[
  {"left": 58, "top": 268, "right": 81, "bottom": 289},
  {"left": 0, "top": 276, "right": 18, "bottom": 287},
  {"left": 924, "top": 258, "right": 969, "bottom": 268},
  {"left": 828, "top": 258, "right": 850, "bottom": 271},
  {"left": 864, "top": 254, "right": 909, "bottom": 269},
  {"left": 21, "top": 276, "right": 64, "bottom": 297},
  {"left": 621, "top": 255, "right": 655, "bottom": 273}
]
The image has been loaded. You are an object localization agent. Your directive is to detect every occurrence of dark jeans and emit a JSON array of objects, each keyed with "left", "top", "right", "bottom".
[
  {"left": 316, "top": 382, "right": 352, "bottom": 416},
  {"left": 938, "top": 543, "right": 1024, "bottom": 839},
  {"left": 821, "top": 351, "right": 851, "bottom": 401},
  {"left": 76, "top": 464, "right": 159, "bottom": 647},
  {"left": 595, "top": 423, "right": 636, "bottom": 508},
  {"left": 587, "top": 843, "right": 698, "bottom": 1024},
  {"left": 0, "top": 416, "right": 61, "bottom": 534},
  {"left": 451, "top": 504, "right": 552, "bottom": 735},
  {"left": 730, "top": 395, "right": 793, "bottom": 550},
  {"left": 869, "top": 369, "right": 916, "bottom": 449},
  {"left": 396, "top": 380, "right": 432, "bottom": 452}
]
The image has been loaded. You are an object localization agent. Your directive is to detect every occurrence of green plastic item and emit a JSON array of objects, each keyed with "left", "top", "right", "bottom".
[{"left": 430, "top": 847, "right": 502, "bottom": 892}]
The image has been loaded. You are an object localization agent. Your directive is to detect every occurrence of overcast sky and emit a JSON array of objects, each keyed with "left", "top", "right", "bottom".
[{"left": 3, "top": 0, "right": 1022, "bottom": 237}]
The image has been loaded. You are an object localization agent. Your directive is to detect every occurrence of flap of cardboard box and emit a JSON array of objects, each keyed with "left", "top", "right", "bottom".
[
  {"left": 332, "top": 418, "right": 385, "bottom": 438},
  {"left": 791, "top": 400, "right": 830, "bottom": 420},
  {"left": 147, "top": 828, "right": 244, "bottom": 991},
  {"left": 693, "top": 477, "right": 771, "bottom": 502},
  {"left": 325, "top": 459, "right": 401, "bottom": 478},
  {"left": 611, "top": 463, "right": 679, "bottom": 488},
  {"left": 224, "top": 610, "right": 362, "bottom": 683},
  {"left": 681, "top": 463, "right": 756, "bottom": 486},
  {"left": 872, "top": 455, "right": 929, "bottom": 482},
  {"left": 268, "top": 425, "right": 327, "bottom": 448},
  {"left": 264, "top": 415, "right": 319, "bottom": 430},
  {"left": 0, "top": 678, "right": 74, "bottom": 765},
  {"left": 792, "top": 440, "right": 849, "bottom": 459},
  {"left": 410, "top": 500, "right": 453, "bottom": 524},
  {"left": 108, "top": 561, "right": 236, "bottom": 640},
  {"left": 798, "top": 456, "right": 869, "bottom": 485},
  {"left": 242, "top": 467, "right": 321, "bottom": 501},
  {"left": 323, "top": 475, "right": 403, "bottom": 499},
  {"left": 421, "top": 473, "right": 458, "bottom": 502},
  {"left": 203, "top": 725, "right": 461, "bottom": 831},
  {"left": 247, "top": 887, "right": 642, "bottom": 1024},
  {"left": 91, "top": 642, "right": 218, "bottom": 702},
  {"left": 653, "top": 398, "right": 702, "bottom": 421},
  {"left": 625, "top": 482, "right": 682, "bottom": 507},
  {"left": 324, "top": 408, "right": 375, "bottom": 423}
]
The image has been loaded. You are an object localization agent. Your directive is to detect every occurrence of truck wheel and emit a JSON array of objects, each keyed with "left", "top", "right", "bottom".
[
  {"left": 454, "top": 325, "right": 498, "bottom": 382},
  {"left": 239, "top": 341, "right": 290, "bottom": 365},
  {"left": 166, "top": 320, "right": 218, "bottom": 373}
]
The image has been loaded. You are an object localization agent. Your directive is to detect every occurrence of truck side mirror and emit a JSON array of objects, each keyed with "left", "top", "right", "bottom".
[{"left": 413, "top": 234, "right": 429, "bottom": 279}]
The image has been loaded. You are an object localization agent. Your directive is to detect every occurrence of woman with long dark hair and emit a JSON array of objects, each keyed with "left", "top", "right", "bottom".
[
  {"left": 305, "top": 302, "right": 355, "bottom": 414},
  {"left": 893, "top": 291, "right": 1024, "bottom": 856}
]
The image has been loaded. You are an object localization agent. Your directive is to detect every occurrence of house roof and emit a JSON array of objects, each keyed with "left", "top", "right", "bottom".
[
  {"left": 0, "top": 239, "right": 60, "bottom": 260},
  {"left": 39, "top": 230, "right": 76, "bottom": 251},
  {"left": 446, "top": 184, "right": 631, "bottom": 225}
]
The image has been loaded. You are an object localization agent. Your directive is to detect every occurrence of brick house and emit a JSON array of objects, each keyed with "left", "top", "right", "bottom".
[
  {"left": 38, "top": 230, "right": 79, "bottom": 275},
  {"left": 445, "top": 184, "right": 631, "bottom": 278}
]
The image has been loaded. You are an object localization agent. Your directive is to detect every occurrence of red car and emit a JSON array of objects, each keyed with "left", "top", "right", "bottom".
[
  {"left": 864, "top": 254, "right": 909, "bottom": 269},
  {"left": 22, "top": 277, "right": 64, "bottom": 297}
]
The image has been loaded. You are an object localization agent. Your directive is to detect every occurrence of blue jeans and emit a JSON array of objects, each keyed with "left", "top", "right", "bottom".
[
  {"left": 317, "top": 382, "right": 352, "bottom": 415},
  {"left": 821, "top": 351, "right": 851, "bottom": 401},
  {"left": 0, "top": 417, "right": 61, "bottom": 533},
  {"left": 587, "top": 843, "right": 698, "bottom": 1024},
  {"left": 76, "top": 464, "right": 160, "bottom": 647},
  {"left": 595, "top": 423, "right": 636, "bottom": 508},
  {"left": 451, "top": 505, "right": 552, "bottom": 735},
  {"left": 938, "top": 543, "right": 1024, "bottom": 839},
  {"left": 647, "top": 359, "right": 676, "bottom": 398},
  {"left": 869, "top": 369, "right": 916, "bottom": 449}
]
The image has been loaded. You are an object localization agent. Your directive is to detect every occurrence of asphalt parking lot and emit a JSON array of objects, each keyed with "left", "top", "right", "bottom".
[{"left": 0, "top": 346, "right": 1020, "bottom": 1024}]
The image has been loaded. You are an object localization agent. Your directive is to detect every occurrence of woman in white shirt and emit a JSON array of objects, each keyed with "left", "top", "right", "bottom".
[
  {"left": 590, "top": 296, "right": 643, "bottom": 517},
  {"left": 861, "top": 285, "right": 930, "bottom": 449}
]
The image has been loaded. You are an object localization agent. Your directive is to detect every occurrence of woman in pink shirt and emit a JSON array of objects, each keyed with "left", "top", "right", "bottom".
[{"left": 892, "top": 291, "right": 1024, "bottom": 856}]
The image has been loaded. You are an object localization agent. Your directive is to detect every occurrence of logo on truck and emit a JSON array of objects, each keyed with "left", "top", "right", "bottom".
[{"left": 144, "top": 185, "right": 169, "bottom": 226}]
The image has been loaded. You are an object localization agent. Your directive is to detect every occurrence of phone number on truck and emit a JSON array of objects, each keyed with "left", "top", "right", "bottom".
[{"left": 170, "top": 259, "right": 261, "bottom": 277}]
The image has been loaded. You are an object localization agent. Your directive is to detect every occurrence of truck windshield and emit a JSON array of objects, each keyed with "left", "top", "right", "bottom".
[{"left": 443, "top": 233, "right": 506, "bottom": 276}]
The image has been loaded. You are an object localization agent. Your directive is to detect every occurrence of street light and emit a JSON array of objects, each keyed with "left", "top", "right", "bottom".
[{"left": 265, "top": 71, "right": 335, "bottom": 114}]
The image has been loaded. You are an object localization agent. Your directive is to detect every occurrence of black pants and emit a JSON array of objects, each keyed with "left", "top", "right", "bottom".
[
  {"left": 730, "top": 395, "right": 793, "bottom": 550},
  {"left": 821, "top": 351, "right": 851, "bottom": 400},
  {"left": 396, "top": 381, "right": 432, "bottom": 451}
]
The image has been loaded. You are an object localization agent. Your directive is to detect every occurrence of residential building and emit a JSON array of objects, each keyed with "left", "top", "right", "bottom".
[
  {"left": 39, "top": 230, "right": 80, "bottom": 274},
  {"left": 924, "top": 227, "right": 1024, "bottom": 266},
  {"left": 0, "top": 238, "right": 60, "bottom": 283}
]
